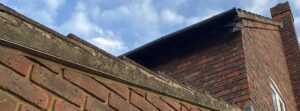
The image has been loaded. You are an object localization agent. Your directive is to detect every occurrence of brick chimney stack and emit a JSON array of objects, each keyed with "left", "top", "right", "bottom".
[{"left": 271, "top": 2, "right": 300, "bottom": 109}]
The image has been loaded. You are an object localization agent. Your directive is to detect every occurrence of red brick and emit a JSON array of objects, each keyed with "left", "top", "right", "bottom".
[
  {"left": 31, "top": 64, "right": 85, "bottom": 106},
  {"left": 181, "top": 103, "right": 192, "bottom": 111},
  {"left": 53, "top": 99, "right": 80, "bottom": 111},
  {"left": 108, "top": 92, "right": 139, "bottom": 111},
  {"left": 0, "top": 65, "right": 52, "bottom": 109},
  {"left": 40, "top": 61, "right": 62, "bottom": 75},
  {"left": 146, "top": 94, "right": 175, "bottom": 111},
  {"left": 235, "top": 100, "right": 252, "bottom": 108},
  {"left": 214, "top": 89, "right": 231, "bottom": 97},
  {"left": 161, "top": 97, "right": 181, "bottom": 111},
  {"left": 64, "top": 69, "right": 108, "bottom": 102},
  {"left": 176, "top": 61, "right": 191, "bottom": 71},
  {"left": 0, "top": 51, "right": 32, "bottom": 76},
  {"left": 85, "top": 96, "right": 115, "bottom": 111},
  {"left": 134, "top": 33, "right": 249, "bottom": 108},
  {"left": 181, "top": 106, "right": 189, "bottom": 111},
  {"left": 190, "top": 107, "right": 201, "bottom": 111},
  {"left": 192, "top": 107, "right": 211, "bottom": 111},
  {"left": 222, "top": 89, "right": 249, "bottom": 101},
  {"left": 214, "top": 84, "right": 248, "bottom": 97},
  {"left": 271, "top": 2, "right": 300, "bottom": 110},
  {"left": 19, "top": 104, "right": 40, "bottom": 111},
  {"left": 232, "top": 95, "right": 250, "bottom": 104},
  {"left": 227, "top": 71, "right": 240, "bottom": 78},
  {"left": 96, "top": 78, "right": 129, "bottom": 100},
  {"left": 0, "top": 92, "right": 18, "bottom": 111},
  {"left": 242, "top": 18, "right": 297, "bottom": 110},
  {"left": 129, "top": 91, "right": 158, "bottom": 111},
  {"left": 131, "top": 88, "right": 145, "bottom": 97}
]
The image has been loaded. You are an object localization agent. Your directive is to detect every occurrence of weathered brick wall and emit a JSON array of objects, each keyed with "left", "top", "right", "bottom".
[
  {"left": 271, "top": 2, "right": 300, "bottom": 110},
  {"left": 145, "top": 32, "right": 249, "bottom": 107},
  {"left": 0, "top": 3, "right": 241, "bottom": 111},
  {"left": 242, "top": 19, "right": 297, "bottom": 111},
  {"left": 0, "top": 45, "right": 213, "bottom": 111}
]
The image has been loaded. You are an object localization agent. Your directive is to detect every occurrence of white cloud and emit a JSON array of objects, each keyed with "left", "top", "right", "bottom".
[
  {"left": 60, "top": 2, "right": 99, "bottom": 34},
  {"left": 29, "top": 0, "right": 65, "bottom": 26},
  {"left": 60, "top": 10, "right": 98, "bottom": 36},
  {"left": 247, "top": 0, "right": 269, "bottom": 14},
  {"left": 43, "top": 0, "right": 65, "bottom": 12},
  {"left": 185, "top": 10, "right": 221, "bottom": 26},
  {"left": 295, "top": 16, "right": 300, "bottom": 43},
  {"left": 99, "top": 0, "right": 161, "bottom": 41},
  {"left": 168, "top": 0, "right": 186, "bottom": 6},
  {"left": 59, "top": 2, "right": 126, "bottom": 55},
  {"left": 295, "top": 0, "right": 300, "bottom": 9},
  {"left": 245, "top": 0, "right": 278, "bottom": 14},
  {"left": 102, "top": 0, "right": 159, "bottom": 24},
  {"left": 290, "top": 0, "right": 300, "bottom": 43},
  {"left": 89, "top": 37, "right": 126, "bottom": 53},
  {"left": 38, "top": 10, "right": 55, "bottom": 25},
  {"left": 7, "top": 0, "right": 298, "bottom": 55},
  {"left": 11, "top": 5, "right": 55, "bottom": 26},
  {"left": 4, "top": 0, "right": 65, "bottom": 27},
  {"left": 295, "top": 17, "right": 300, "bottom": 25},
  {"left": 158, "top": 0, "right": 187, "bottom": 8},
  {"left": 185, "top": 17, "right": 201, "bottom": 26},
  {"left": 161, "top": 9, "right": 184, "bottom": 24}
]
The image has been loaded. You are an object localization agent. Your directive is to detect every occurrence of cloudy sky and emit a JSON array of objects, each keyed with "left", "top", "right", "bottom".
[{"left": 1, "top": 0, "right": 299, "bottom": 55}]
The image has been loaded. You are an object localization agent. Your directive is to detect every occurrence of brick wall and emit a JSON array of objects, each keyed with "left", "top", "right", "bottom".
[
  {"left": 0, "top": 4, "right": 241, "bottom": 111},
  {"left": 143, "top": 32, "right": 250, "bottom": 107},
  {"left": 0, "top": 45, "right": 213, "bottom": 111},
  {"left": 271, "top": 2, "right": 300, "bottom": 110},
  {"left": 242, "top": 19, "right": 297, "bottom": 111}
]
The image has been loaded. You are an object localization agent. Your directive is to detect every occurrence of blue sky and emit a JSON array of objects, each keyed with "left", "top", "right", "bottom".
[{"left": 1, "top": 0, "right": 299, "bottom": 55}]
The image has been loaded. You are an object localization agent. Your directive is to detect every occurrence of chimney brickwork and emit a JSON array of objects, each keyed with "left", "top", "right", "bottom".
[{"left": 271, "top": 2, "right": 300, "bottom": 110}]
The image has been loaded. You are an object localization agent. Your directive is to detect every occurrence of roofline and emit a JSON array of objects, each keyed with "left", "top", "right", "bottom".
[
  {"left": 0, "top": 3, "right": 241, "bottom": 109},
  {"left": 121, "top": 8, "right": 281, "bottom": 57},
  {"left": 120, "top": 8, "right": 239, "bottom": 57},
  {"left": 0, "top": 3, "right": 119, "bottom": 60},
  {"left": 0, "top": 3, "right": 67, "bottom": 40},
  {"left": 237, "top": 8, "right": 281, "bottom": 26}
]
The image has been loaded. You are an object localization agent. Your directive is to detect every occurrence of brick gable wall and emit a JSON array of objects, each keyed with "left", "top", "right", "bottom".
[
  {"left": 271, "top": 2, "right": 300, "bottom": 110},
  {"left": 242, "top": 19, "right": 297, "bottom": 111},
  {"left": 145, "top": 32, "right": 250, "bottom": 108}
]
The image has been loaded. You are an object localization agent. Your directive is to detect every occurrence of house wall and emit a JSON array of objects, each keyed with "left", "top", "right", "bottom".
[
  {"left": 0, "top": 4, "right": 241, "bottom": 111},
  {"left": 242, "top": 19, "right": 297, "bottom": 111},
  {"left": 271, "top": 2, "right": 300, "bottom": 110},
  {"left": 0, "top": 46, "right": 212, "bottom": 111},
  {"left": 146, "top": 32, "right": 250, "bottom": 108}
]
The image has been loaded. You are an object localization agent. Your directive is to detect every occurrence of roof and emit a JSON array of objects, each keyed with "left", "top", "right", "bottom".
[
  {"left": 121, "top": 8, "right": 280, "bottom": 58},
  {"left": 0, "top": 3, "right": 241, "bottom": 110}
]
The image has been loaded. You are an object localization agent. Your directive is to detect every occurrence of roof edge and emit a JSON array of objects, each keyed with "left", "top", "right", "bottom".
[
  {"left": 121, "top": 7, "right": 280, "bottom": 57},
  {"left": 236, "top": 8, "right": 281, "bottom": 26},
  {"left": 0, "top": 3, "right": 241, "bottom": 110},
  {"left": 0, "top": 3, "right": 67, "bottom": 39},
  {"left": 121, "top": 8, "right": 239, "bottom": 57}
]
